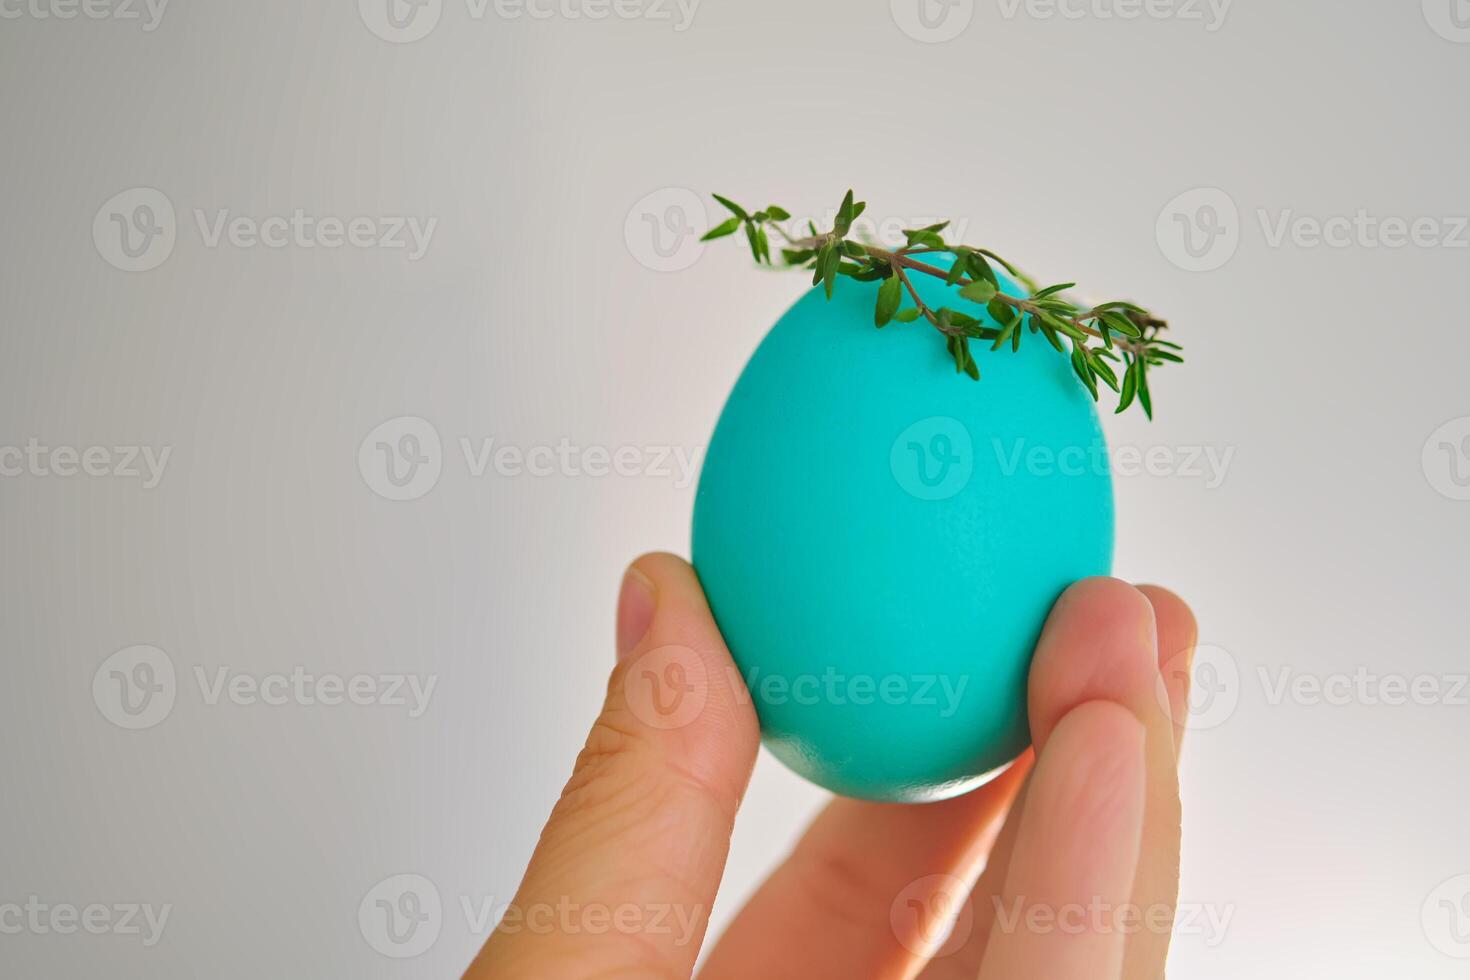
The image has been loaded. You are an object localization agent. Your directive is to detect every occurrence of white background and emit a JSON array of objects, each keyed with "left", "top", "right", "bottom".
[{"left": 2, "top": 1, "right": 1468, "bottom": 976}]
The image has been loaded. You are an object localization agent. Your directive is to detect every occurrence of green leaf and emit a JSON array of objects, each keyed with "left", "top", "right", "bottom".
[
  {"left": 1038, "top": 319, "right": 1066, "bottom": 352},
  {"left": 1100, "top": 310, "right": 1142, "bottom": 339},
  {"left": 977, "top": 249, "right": 1021, "bottom": 279},
  {"left": 1150, "top": 350, "right": 1184, "bottom": 364},
  {"left": 834, "top": 189, "right": 856, "bottom": 236},
  {"left": 945, "top": 248, "right": 971, "bottom": 285},
  {"left": 969, "top": 252, "right": 998, "bottom": 287},
  {"left": 700, "top": 217, "right": 742, "bottom": 242},
  {"left": 901, "top": 221, "right": 949, "bottom": 239},
  {"left": 817, "top": 241, "right": 841, "bottom": 298},
  {"left": 812, "top": 241, "right": 832, "bottom": 286},
  {"left": 991, "top": 318, "right": 1018, "bottom": 351},
  {"left": 745, "top": 221, "right": 763, "bottom": 263},
  {"left": 1116, "top": 360, "right": 1138, "bottom": 414},
  {"left": 782, "top": 248, "right": 815, "bottom": 264},
  {"left": 1137, "top": 362, "right": 1153, "bottom": 419},
  {"left": 1091, "top": 355, "right": 1120, "bottom": 392},
  {"left": 1071, "top": 347, "right": 1099, "bottom": 401},
  {"left": 960, "top": 280, "right": 997, "bottom": 305},
  {"left": 1032, "top": 282, "right": 1076, "bottom": 300},
  {"left": 964, "top": 349, "right": 980, "bottom": 380},
  {"left": 765, "top": 205, "right": 791, "bottom": 220},
  {"left": 894, "top": 307, "right": 922, "bottom": 323},
  {"left": 949, "top": 334, "right": 971, "bottom": 375},
  {"left": 875, "top": 274, "right": 903, "bottom": 327},
  {"left": 1039, "top": 311, "right": 1083, "bottom": 340},
  {"left": 712, "top": 194, "right": 747, "bottom": 221},
  {"left": 904, "top": 229, "right": 947, "bottom": 249}
]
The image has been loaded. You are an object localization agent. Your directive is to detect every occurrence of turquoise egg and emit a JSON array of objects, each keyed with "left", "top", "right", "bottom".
[{"left": 692, "top": 258, "right": 1114, "bottom": 802}]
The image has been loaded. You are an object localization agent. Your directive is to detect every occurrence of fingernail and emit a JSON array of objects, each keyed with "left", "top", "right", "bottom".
[{"left": 616, "top": 565, "right": 656, "bottom": 660}]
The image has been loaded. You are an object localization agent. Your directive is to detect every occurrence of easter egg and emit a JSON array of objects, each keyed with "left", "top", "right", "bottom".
[{"left": 691, "top": 259, "right": 1114, "bottom": 802}]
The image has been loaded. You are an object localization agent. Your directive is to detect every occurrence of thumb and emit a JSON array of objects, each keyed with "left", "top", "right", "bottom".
[{"left": 465, "top": 553, "right": 761, "bottom": 980}]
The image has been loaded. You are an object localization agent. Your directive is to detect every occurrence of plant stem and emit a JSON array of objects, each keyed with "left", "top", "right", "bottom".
[
  {"left": 708, "top": 191, "right": 1177, "bottom": 418},
  {"left": 808, "top": 236, "right": 1149, "bottom": 355}
]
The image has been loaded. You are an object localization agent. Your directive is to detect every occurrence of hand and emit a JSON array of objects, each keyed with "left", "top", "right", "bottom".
[{"left": 464, "top": 553, "right": 1196, "bottom": 980}]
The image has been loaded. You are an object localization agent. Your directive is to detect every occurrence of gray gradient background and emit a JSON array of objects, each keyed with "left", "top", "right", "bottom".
[{"left": 2, "top": 1, "right": 1468, "bottom": 977}]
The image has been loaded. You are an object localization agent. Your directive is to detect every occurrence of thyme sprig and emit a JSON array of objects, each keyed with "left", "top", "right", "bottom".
[{"left": 702, "top": 190, "right": 1180, "bottom": 418}]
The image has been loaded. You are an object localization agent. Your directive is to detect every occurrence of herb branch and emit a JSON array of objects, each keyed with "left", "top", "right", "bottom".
[{"left": 702, "top": 190, "right": 1180, "bottom": 418}]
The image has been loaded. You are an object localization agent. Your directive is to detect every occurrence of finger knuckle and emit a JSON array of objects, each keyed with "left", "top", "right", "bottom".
[{"left": 553, "top": 714, "right": 665, "bottom": 828}]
